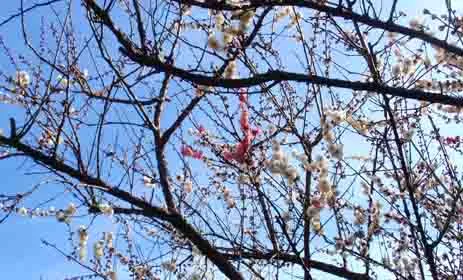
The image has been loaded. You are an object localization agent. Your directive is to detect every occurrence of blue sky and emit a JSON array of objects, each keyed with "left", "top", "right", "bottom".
[{"left": 0, "top": 0, "right": 462, "bottom": 279}]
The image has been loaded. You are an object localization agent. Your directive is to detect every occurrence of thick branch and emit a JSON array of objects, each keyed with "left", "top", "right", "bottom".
[
  {"left": 221, "top": 250, "right": 370, "bottom": 280},
  {"left": 85, "top": 0, "right": 463, "bottom": 107},
  {"left": 178, "top": 0, "right": 463, "bottom": 57},
  {"left": 0, "top": 135, "right": 244, "bottom": 280}
]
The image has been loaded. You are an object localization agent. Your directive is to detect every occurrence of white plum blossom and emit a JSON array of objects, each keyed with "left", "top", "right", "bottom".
[
  {"left": 78, "top": 226, "right": 88, "bottom": 261},
  {"left": 98, "top": 203, "right": 114, "bottom": 217},
  {"left": 267, "top": 140, "right": 299, "bottom": 184},
  {"left": 143, "top": 175, "right": 156, "bottom": 188},
  {"left": 328, "top": 143, "right": 344, "bottom": 160},
  {"left": 184, "top": 180, "right": 193, "bottom": 193},
  {"left": 318, "top": 178, "right": 332, "bottom": 194},
  {"left": 15, "top": 71, "right": 30, "bottom": 88},
  {"left": 208, "top": 35, "right": 221, "bottom": 50},
  {"left": 354, "top": 208, "right": 366, "bottom": 225},
  {"left": 162, "top": 260, "right": 177, "bottom": 272},
  {"left": 57, "top": 75, "right": 70, "bottom": 88},
  {"left": 66, "top": 203, "right": 77, "bottom": 216},
  {"left": 93, "top": 240, "right": 104, "bottom": 259},
  {"left": 17, "top": 207, "right": 28, "bottom": 216}
]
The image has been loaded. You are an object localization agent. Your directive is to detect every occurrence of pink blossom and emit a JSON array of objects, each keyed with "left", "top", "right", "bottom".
[
  {"left": 239, "top": 89, "right": 248, "bottom": 103},
  {"left": 222, "top": 91, "right": 262, "bottom": 163},
  {"left": 251, "top": 127, "right": 261, "bottom": 136},
  {"left": 192, "top": 150, "right": 203, "bottom": 159},
  {"left": 181, "top": 145, "right": 203, "bottom": 160},
  {"left": 181, "top": 145, "right": 194, "bottom": 157},
  {"left": 223, "top": 150, "right": 234, "bottom": 161},
  {"left": 311, "top": 198, "right": 323, "bottom": 209},
  {"left": 198, "top": 125, "right": 206, "bottom": 134},
  {"left": 240, "top": 108, "right": 250, "bottom": 132},
  {"left": 234, "top": 135, "right": 252, "bottom": 163}
]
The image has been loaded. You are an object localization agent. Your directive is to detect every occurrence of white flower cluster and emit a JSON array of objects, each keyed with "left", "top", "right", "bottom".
[
  {"left": 56, "top": 202, "right": 77, "bottom": 223},
  {"left": 16, "top": 206, "right": 59, "bottom": 218},
  {"left": 223, "top": 187, "right": 236, "bottom": 208},
  {"left": 354, "top": 207, "right": 366, "bottom": 225},
  {"left": 107, "top": 271, "right": 117, "bottom": 280},
  {"left": 322, "top": 109, "right": 345, "bottom": 160},
  {"left": 17, "top": 207, "right": 28, "bottom": 216},
  {"left": 56, "top": 75, "right": 70, "bottom": 88},
  {"left": 38, "top": 129, "right": 62, "bottom": 148},
  {"left": 237, "top": 10, "right": 254, "bottom": 30},
  {"left": 434, "top": 46, "right": 463, "bottom": 76},
  {"left": 224, "top": 60, "right": 237, "bottom": 79},
  {"left": 98, "top": 203, "right": 114, "bottom": 217},
  {"left": 306, "top": 196, "right": 325, "bottom": 234},
  {"left": 78, "top": 226, "right": 88, "bottom": 261},
  {"left": 162, "top": 260, "right": 177, "bottom": 272},
  {"left": 368, "top": 202, "right": 381, "bottom": 235},
  {"left": 415, "top": 79, "right": 463, "bottom": 93},
  {"left": 143, "top": 175, "right": 156, "bottom": 188},
  {"left": 94, "top": 240, "right": 104, "bottom": 259},
  {"left": 134, "top": 264, "right": 150, "bottom": 278},
  {"left": 275, "top": 6, "right": 291, "bottom": 21},
  {"left": 266, "top": 140, "right": 299, "bottom": 184},
  {"left": 86, "top": 231, "right": 114, "bottom": 262},
  {"left": 14, "top": 70, "right": 30, "bottom": 88},
  {"left": 184, "top": 180, "right": 193, "bottom": 193},
  {"left": 207, "top": 9, "right": 253, "bottom": 52},
  {"left": 346, "top": 114, "right": 369, "bottom": 135},
  {"left": 105, "top": 232, "right": 114, "bottom": 249},
  {"left": 409, "top": 17, "right": 424, "bottom": 31}
]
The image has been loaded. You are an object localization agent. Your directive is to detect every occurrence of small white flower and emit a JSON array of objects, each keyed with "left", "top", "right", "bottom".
[
  {"left": 273, "top": 150, "right": 284, "bottom": 161},
  {"left": 223, "top": 31, "right": 234, "bottom": 45},
  {"left": 184, "top": 180, "right": 193, "bottom": 193},
  {"left": 107, "top": 271, "right": 117, "bottom": 280},
  {"left": 318, "top": 178, "right": 332, "bottom": 193},
  {"left": 57, "top": 75, "right": 70, "bottom": 88},
  {"left": 226, "top": 198, "right": 236, "bottom": 208},
  {"left": 223, "top": 187, "right": 231, "bottom": 198},
  {"left": 215, "top": 13, "right": 225, "bottom": 26},
  {"left": 56, "top": 210, "right": 67, "bottom": 222},
  {"left": 98, "top": 203, "right": 114, "bottom": 216},
  {"left": 15, "top": 71, "right": 30, "bottom": 88},
  {"left": 354, "top": 208, "right": 366, "bottom": 225},
  {"left": 286, "top": 167, "right": 298, "bottom": 182},
  {"left": 17, "top": 207, "right": 28, "bottom": 216},
  {"left": 326, "top": 109, "right": 346, "bottom": 124},
  {"left": 322, "top": 129, "right": 334, "bottom": 142},
  {"left": 162, "top": 260, "right": 177, "bottom": 272},
  {"left": 143, "top": 176, "right": 156, "bottom": 188},
  {"left": 93, "top": 240, "right": 104, "bottom": 259},
  {"left": 409, "top": 18, "right": 423, "bottom": 30},
  {"left": 105, "top": 232, "right": 114, "bottom": 248},
  {"left": 79, "top": 246, "right": 87, "bottom": 261},
  {"left": 208, "top": 35, "right": 221, "bottom": 50},
  {"left": 224, "top": 60, "right": 237, "bottom": 79},
  {"left": 82, "top": 69, "right": 89, "bottom": 79},
  {"left": 306, "top": 206, "right": 320, "bottom": 218},
  {"left": 66, "top": 203, "right": 77, "bottom": 216},
  {"left": 328, "top": 143, "right": 344, "bottom": 160},
  {"left": 78, "top": 226, "right": 89, "bottom": 244},
  {"left": 32, "top": 208, "right": 42, "bottom": 217}
]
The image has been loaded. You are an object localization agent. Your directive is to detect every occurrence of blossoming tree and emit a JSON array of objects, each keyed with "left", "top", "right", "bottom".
[{"left": 1, "top": 0, "right": 463, "bottom": 279}]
